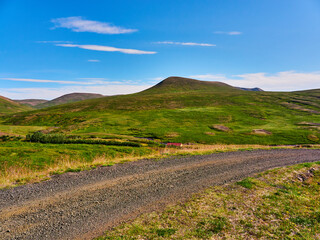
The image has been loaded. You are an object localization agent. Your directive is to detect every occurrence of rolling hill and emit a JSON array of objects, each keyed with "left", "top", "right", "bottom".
[
  {"left": 2, "top": 77, "right": 320, "bottom": 145},
  {"left": 14, "top": 99, "right": 48, "bottom": 107},
  {"left": 34, "top": 92, "right": 104, "bottom": 109},
  {"left": 0, "top": 96, "right": 33, "bottom": 115}
]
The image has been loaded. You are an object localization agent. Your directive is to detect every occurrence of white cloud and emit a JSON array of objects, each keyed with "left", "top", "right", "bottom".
[
  {"left": 36, "top": 41, "right": 72, "bottom": 44},
  {"left": 149, "top": 77, "right": 164, "bottom": 81},
  {"left": 88, "top": 59, "right": 100, "bottom": 62},
  {"left": 51, "top": 16, "right": 137, "bottom": 34},
  {"left": 189, "top": 74, "right": 228, "bottom": 81},
  {"left": 189, "top": 71, "right": 320, "bottom": 91},
  {"left": 0, "top": 78, "right": 95, "bottom": 85},
  {"left": 78, "top": 78, "right": 107, "bottom": 81},
  {"left": 214, "top": 31, "right": 242, "bottom": 35},
  {"left": 0, "top": 85, "right": 152, "bottom": 100},
  {"left": 156, "top": 41, "right": 215, "bottom": 47},
  {"left": 56, "top": 43, "right": 157, "bottom": 55}
]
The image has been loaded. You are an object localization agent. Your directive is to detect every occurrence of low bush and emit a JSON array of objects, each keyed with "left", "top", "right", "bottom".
[{"left": 26, "top": 132, "right": 141, "bottom": 147}]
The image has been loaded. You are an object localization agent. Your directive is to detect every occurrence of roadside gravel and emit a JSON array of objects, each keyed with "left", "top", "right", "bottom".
[{"left": 0, "top": 149, "right": 319, "bottom": 240}]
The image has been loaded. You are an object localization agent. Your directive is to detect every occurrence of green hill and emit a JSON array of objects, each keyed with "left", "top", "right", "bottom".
[
  {"left": 35, "top": 92, "right": 104, "bottom": 109},
  {"left": 14, "top": 99, "right": 48, "bottom": 107},
  {"left": 0, "top": 96, "right": 33, "bottom": 115},
  {"left": 140, "top": 76, "right": 239, "bottom": 94},
  {"left": 2, "top": 77, "right": 320, "bottom": 145}
]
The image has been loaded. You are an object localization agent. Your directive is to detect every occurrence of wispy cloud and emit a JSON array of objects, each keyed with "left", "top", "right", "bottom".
[
  {"left": 189, "top": 71, "right": 320, "bottom": 91},
  {"left": 78, "top": 78, "right": 107, "bottom": 81},
  {"left": 149, "top": 77, "right": 164, "bottom": 81},
  {"left": 56, "top": 43, "right": 156, "bottom": 55},
  {"left": 214, "top": 31, "right": 242, "bottom": 35},
  {"left": 189, "top": 74, "right": 228, "bottom": 81},
  {"left": 87, "top": 59, "right": 100, "bottom": 62},
  {"left": 156, "top": 41, "right": 215, "bottom": 47},
  {"left": 36, "top": 41, "right": 72, "bottom": 44},
  {"left": 51, "top": 16, "right": 137, "bottom": 34},
  {"left": 0, "top": 77, "right": 109, "bottom": 85}
]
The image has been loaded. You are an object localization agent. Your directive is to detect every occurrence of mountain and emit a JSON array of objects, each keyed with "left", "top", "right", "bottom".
[
  {"left": 238, "top": 87, "right": 264, "bottom": 91},
  {"left": 0, "top": 96, "right": 33, "bottom": 115},
  {"left": 14, "top": 99, "right": 48, "bottom": 107},
  {"left": 3, "top": 77, "right": 320, "bottom": 145},
  {"left": 35, "top": 93, "right": 104, "bottom": 109},
  {"left": 141, "top": 76, "right": 239, "bottom": 94}
]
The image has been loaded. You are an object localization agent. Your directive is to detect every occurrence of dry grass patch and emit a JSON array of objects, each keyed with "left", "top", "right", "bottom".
[
  {"left": 165, "top": 132, "right": 180, "bottom": 138},
  {"left": 251, "top": 129, "right": 272, "bottom": 135},
  {"left": 98, "top": 162, "right": 320, "bottom": 240},
  {"left": 209, "top": 124, "right": 231, "bottom": 132}
]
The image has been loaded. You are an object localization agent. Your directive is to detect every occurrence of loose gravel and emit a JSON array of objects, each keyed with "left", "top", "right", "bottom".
[{"left": 0, "top": 149, "right": 319, "bottom": 240}]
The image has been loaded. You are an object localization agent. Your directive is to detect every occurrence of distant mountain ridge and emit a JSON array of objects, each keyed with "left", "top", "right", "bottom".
[
  {"left": 238, "top": 87, "right": 264, "bottom": 91},
  {"left": 33, "top": 93, "right": 104, "bottom": 109},
  {"left": 14, "top": 99, "right": 48, "bottom": 107}
]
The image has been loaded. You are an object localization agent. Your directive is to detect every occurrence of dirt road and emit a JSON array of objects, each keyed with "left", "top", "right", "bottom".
[{"left": 0, "top": 149, "right": 319, "bottom": 240}]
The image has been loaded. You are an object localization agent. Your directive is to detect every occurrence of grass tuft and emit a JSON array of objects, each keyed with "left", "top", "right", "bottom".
[{"left": 236, "top": 177, "right": 256, "bottom": 189}]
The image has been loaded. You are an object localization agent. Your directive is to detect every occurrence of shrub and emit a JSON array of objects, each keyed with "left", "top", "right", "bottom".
[{"left": 26, "top": 132, "right": 141, "bottom": 147}]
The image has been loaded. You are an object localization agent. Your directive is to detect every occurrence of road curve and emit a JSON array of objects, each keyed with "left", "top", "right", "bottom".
[{"left": 0, "top": 149, "right": 319, "bottom": 240}]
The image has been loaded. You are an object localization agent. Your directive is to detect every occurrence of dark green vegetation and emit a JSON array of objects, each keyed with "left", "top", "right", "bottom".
[
  {"left": 97, "top": 162, "right": 320, "bottom": 239},
  {"left": 2, "top": 77, "right": 320, "bottom": 145},
  {"left": 0, "top": 95, "right": 32, "bottom": 115}
]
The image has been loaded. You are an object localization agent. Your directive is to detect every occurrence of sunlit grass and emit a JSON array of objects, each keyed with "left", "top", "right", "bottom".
[{"left": 97, "top": 162, "right": 320, "bottom": 239}]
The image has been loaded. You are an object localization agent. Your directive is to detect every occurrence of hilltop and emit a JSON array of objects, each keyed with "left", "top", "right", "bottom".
[
  {"left": 140, "top": 76, "right": 239, "bottom": 94},
  {"left": 35, "top": 92, "right": 104, "bottom": 109},
  {"left": 0, "top": 95, "right": 32, "bottom": 115},
  {"left": 2, "top": 76, "right": 320, "bottom": 145},
  {"left": 14, "top": 99, "right": 48, "bottom": 107}
]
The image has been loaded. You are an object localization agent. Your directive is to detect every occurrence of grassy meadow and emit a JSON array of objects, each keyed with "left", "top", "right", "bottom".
[
  {"left": 97, "top": 162, "right": 320, "bottom": 240},
  {"left": 0, "top": 139, "right": 154, "bottom": 188}
]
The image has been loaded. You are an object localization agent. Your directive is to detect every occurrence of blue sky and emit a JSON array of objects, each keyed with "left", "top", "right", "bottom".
[{"left": 1, "top": 0, "right": 320, "bottom": 99}]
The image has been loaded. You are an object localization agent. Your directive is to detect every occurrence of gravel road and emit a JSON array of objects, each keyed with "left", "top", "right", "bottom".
[{"left": 0, "top": 149, "right": 319, "bottom": 240}]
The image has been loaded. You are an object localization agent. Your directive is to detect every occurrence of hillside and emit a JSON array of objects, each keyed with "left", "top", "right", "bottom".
[
  {"left": 35, "top": 92, "right": 104, "bottom": 109},
  {"left": 14, "top": 99, "right": 48, "bottom": 107},
  {"left": 0, "top": 96, "right": 33, "bottom": 115},
  {"left": 2, "top": 77, "right": 320, "bottom": 145},
  {"left": 140, "top": 76, "right": 239, "bottom": 94}
]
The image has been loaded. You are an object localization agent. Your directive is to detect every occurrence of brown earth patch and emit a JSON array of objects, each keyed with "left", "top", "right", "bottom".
[
  {"left": 297, "top": 122, "right": 320, "bottom": 126},
  {"left": 205, "top": 132, "right": 216, "bottom": 136},
  {"left": 209, "top": 124, "right": 231, "bottom": 132},
  {"left": 251, "top": 129, "right": 272, "bottom": 135},
  {"left": 308, "top": 134, "right": 319, "bottom": 142}
]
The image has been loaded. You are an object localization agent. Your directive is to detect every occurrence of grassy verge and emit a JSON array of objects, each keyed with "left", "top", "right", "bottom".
[
  {"left": 97, "top": 162, "right": 320, "bottom": 240},
  {"left": 0, "top": 141, "right": 152, "bottom": 188},
  {"left": 1, "top": 141, "right": 313, "bottom": 189}
]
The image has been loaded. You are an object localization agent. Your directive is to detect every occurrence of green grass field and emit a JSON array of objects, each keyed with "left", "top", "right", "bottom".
[
  {"left": 0, "top": 140, "right": 153, "bottom": 188},
  {"left": 97, "top": 162, "right": 320, "bottom": 239}
]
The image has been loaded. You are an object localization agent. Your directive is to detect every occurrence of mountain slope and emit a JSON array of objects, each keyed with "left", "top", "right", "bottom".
[
  {"left": 0, "top": 96, "right": 33, "bottom": 115},
  {"left": 35, "top": 93, "right": 104, "bottom": 109},
  {"left": 140, "top": 76, "right": 239, "bottom": 94},
  {"left": 2, "top": 77, "right": 320, "bottom": 145}
]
